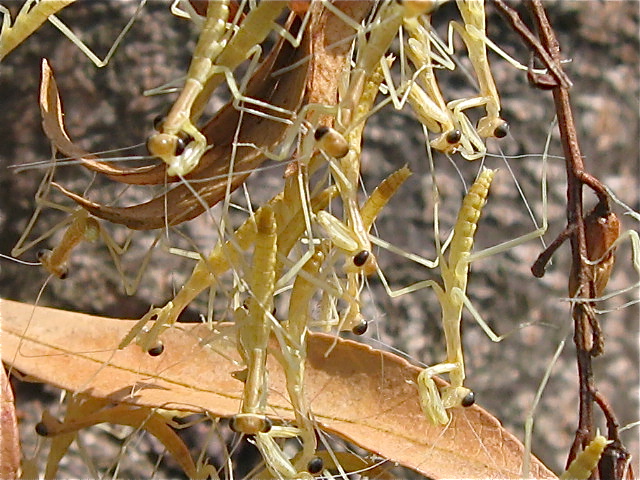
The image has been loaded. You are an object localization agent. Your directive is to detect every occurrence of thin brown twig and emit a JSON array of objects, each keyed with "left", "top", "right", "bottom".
[
  {"left": 594, "top": 391, "right": 635, "bottom": 479},
  {"left": 531, "top": 223, "right": 576, "bottom": 278},
  {"left": 530, "top": 0, "right": 596, "bottom": 470},
  {"left": 523, "top": 3, "right": 596, "bottom": 466},
  {"left": 493, "top": 0, "right": 572, "bottom": 89},
  {"left": 495, "top": 1, "right": 633, "bottom": 478}
]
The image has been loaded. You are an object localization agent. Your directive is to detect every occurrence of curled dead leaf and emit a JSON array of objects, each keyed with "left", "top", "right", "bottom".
[
  {"left": 39, "top": 2, "right": 374, "bottom": 230},
  {"left": 45, "top": 12, "right": 310, "bottom": 229},
  {"left": 584, "top": 207, "right": 621, "bottom": 297},
  {"left": 37, "top": 399, "right": 199, "bottom": 479},
  {"left": 567, "top": 204, "right": 621, "bottom": 299},
  {"left": 1, "top": 299, "right": 556, "bottom": 479},
  {"left": 39, "top": 58, "right": 168, "bottom": 185}
]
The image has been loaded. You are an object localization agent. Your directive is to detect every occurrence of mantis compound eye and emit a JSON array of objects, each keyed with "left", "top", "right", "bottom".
[
  {"left": 307, "top": 456, "right": 324, "bottom": 475},
  {"left": 352, "top": 320, "right": 368, "bottom": 336},
  {"left": 147, "top": 133, "right": 176, "bottom": 158},
  {"left": 446, "top": 129, "right": 462, "bottom": 144},
  {"left": 35, "top": 422, "right": 50, "bottom": 437},
  {"left": 461, "top": 391, "right": 475, "bottom": 407},
  {"left": 147, "top": 132, "right": 195, "bottom": 158},
  {"left": 353, "top": 250, "right": 370, "bottom": 267},
  {"left": 314, "top": 125, "right": 329, "bottom": 140},
  {"left": 174, "top": 133, "right": 195, "bottom": 156},
  {"left": 229, "top": 414, "right": 272, "bottom": 435},
  {"left": 152, "top": 114, "right": 165, "bottom": 131},
  {"left": 493, "top": 121, "right": 509, "bottom": 139},
  {"left": 147, "top": 341, "right": 165, "bottom": 357},
  {"left": 231, "top": 368, "right": 248, "bottom": 383},
  {"left": 314, "top": 125, "right": 349, "bottom": 159}
]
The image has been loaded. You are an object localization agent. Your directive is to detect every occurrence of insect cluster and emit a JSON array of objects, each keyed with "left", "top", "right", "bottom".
[{"left": 1, "top": 1, "right": 637, "bottom": 479}]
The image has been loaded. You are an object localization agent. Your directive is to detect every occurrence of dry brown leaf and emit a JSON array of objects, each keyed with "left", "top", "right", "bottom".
[
  {"left": 0, "top": 365, "right": 20, "bottom": 480},
  {"left": 47, "top": 13, "right": 310, "bottom": 229},
  {"left": 40, "top": 2, "right": 373, "bottom": 230},
  {"left": 1, "top": 299, "right": 556, "bottom": 479},
  {"left": 305, "top": 2, "right": 373, "bottom": 126},
  {"left": 584, "top": 207, "right": 620, "bottom": 297},
  {"left": 39, "top": 58, "right": 168, "bottom": 185}
]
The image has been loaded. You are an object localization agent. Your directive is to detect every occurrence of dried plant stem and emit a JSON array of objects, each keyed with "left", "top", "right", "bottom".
[{"left": 494, "top": 1, "right": 634, "bottom": 478}]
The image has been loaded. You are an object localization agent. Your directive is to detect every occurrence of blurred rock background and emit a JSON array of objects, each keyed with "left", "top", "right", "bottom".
[{"left": 0, "top": 1, "right": 637, "bottom": 478}]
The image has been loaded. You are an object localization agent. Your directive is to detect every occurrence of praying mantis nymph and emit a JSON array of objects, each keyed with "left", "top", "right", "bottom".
[
  {"left": 316, "top": 165, "right": 413, "bottom": 332},
  {"left": 147, "top": 1, "right": 291, "bottom": 176},
  {"left": 37, "top": 209, "right": 99, "bottom": 279},
  {"left": 0, "top": 0, "right": 144, "bottom": 66},
  {"left": 402, "top": 12, "right": 481, "bottom": 158},
  {"left": 34, "top": 396, "right": 205, "bottom": 479},
  {"left": 117, "top": 180, "right": 338, "bottom": 353},
  {"left": 339, "top": 0, "right": 437, "bottom": 125},
  {"left": 414, "top": 167, "right": 496, "bottom": 425},
  {"left": 145, "top": 0, "right": 231, "bottom": 177},
  {"left": 231, "top": 205, "right": 277, "bottom": 436},
  {"left": 0, "top": 0, "right": 74, "bottom": 62},
  {"left": 447, "top": 0, "right": 509, "bottom": 140}
]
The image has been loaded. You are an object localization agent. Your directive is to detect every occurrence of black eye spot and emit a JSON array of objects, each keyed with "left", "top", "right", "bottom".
[
  {"left": 174, "top": 134, "right": 194, "bottom": 156},
  {"left": 153, "top": 114, "right": 165, "bottom": 131},
  {"left": 352, "top": 320, "right": 368, "bottom": 336},
  {"left": 147, "top": 342, "right": 164, "bottom": 357},
  {"left": 232, "top": 368, "right": 248, "bottom": 383},
  {"left": 260, "top": 417, "right": 273, "bottom": 433},
  {"left": 353, "top": 250, "right": 370, "bottom": 267},
  {"left": 36, "top": 249, "right": 48, "bottom": 261},
  {"left": 461, "top": 391, "right": 475, "bottom": 407},
  {"left": 446, "top": 129, "right": 462, "bottom": 144},
  {"left": 58, "top": 267, "right": 69, "bottom": 280},
  {"left": 307, "top": 456, "right": 324, "bottom": 474},
  {"left": 315, "top": 125, "right": 349, "bottom": 158},
  {"left": 35, "top": 422, "right": 49, "bottom": 436},
  {"left": 494, "top": 122, "right": 509, "bottom": 138},
  {"left": 314, "top": 125, "right": 329, "bottom": 141},
  {"left": 229, "top": 415, "right": 272, "bottom": 435}
]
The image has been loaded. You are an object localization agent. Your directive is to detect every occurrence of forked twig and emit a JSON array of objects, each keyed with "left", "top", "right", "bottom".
[{"left": 496, "top": 1, "right": 634, "bottom": 478}]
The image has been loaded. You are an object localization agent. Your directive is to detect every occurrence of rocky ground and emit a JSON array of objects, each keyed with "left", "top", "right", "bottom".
[{"left": 0, "top": 1, "right": 638, "bottom": 478}]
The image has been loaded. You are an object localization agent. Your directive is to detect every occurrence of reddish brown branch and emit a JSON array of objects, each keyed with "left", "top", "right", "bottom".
[
  {"left": 594, "top": 391, "right": 635, "bottom": 479},
  {"left": 493, "top": 0, "right": 572, "bottom": 89},
  {"left": 494, "top": 1, "right": 633, "bottom": 477}
]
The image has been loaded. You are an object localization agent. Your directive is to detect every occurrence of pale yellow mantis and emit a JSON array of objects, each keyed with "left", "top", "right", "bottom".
[
  {"left": 447, "top": 0, "right": 509, "bottom": 140},
  {"left": 412, "top": 167, "right": 495, "bottom": 425},
  {"left": 146, "top": 1, "right": 319, "bottom": 177}
]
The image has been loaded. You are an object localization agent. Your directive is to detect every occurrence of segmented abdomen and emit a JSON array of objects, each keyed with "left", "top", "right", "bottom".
[
  {"left": 559, "top": 435, "right": 608, "bottom": 480},
  {"left": 448, "top": 167, "right": 495, "bottom": 267}
]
